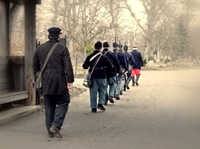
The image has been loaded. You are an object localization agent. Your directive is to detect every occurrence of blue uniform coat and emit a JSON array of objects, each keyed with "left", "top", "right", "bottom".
[
  {"left": 130, "top": 50, "right": 143, "bottom": 69},
  {"left": 102, "top": 49, "right": 120, "bottom": 78},
  {"left": 83, "top": 50, "right": 113, "bottom": 79},
  {"left": 124, "top": 52, "right": 135, "bottom": 66},
  {"left": 115, "top": 50, "right": 128, "bottom": 71}
]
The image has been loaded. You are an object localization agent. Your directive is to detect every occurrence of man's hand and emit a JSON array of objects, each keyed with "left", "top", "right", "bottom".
[{"left": 67, "top": 83, "right": 73, "bottom": 89}]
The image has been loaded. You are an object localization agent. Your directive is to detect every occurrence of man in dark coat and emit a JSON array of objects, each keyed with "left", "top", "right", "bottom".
[
  {"left": 83, "top": 41, "right": 113, "bottom": 112},
  {"left": 33, "top": 27, "right": 74, "bottom": 138},
  {"left": 113, "top": 43, "right": 128, "bottom": 98},
  {"left": 130, "top": 45, "right": 143, "bottom": 86},
  {"left": 124, "top": 45, "right": 135, "bottom": 90},
  {"left": 102, "top": 42, "right": 120, "bottom": 105}
]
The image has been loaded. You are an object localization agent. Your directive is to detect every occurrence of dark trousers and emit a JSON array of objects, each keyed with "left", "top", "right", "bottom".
[{"left": 44, "top": 92, "right": 70, "bottom": 131}]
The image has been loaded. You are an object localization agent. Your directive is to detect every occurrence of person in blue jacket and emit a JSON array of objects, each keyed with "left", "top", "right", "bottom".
[
  {"left": 114, "top": 43, "right": 128, "bottom": 98},
  {"left": 124, "top": 45, "right": 135, "bottom": 90},
  {"left": 102, "top": 42, "right": 120, "bottom": 105},
  {"left": 130, "top": 45, "right": 143, "bottom": 86},
  {"left": 83, "top": 41, "right": 113, "bottom": 112}
]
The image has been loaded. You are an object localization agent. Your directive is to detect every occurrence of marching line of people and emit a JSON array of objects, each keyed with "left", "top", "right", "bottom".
[
  {"left": 33, "top": 27, "right": 143, "bottom": 138},
  {"left": 83, "top": 41, "right": 144, "bottom": 113}
]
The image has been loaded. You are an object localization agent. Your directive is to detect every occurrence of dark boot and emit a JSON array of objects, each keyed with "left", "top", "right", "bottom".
[
  {"left": 115, "top": 95, "right": 120, "bottom": 100},
  {"left": 120, "top": 91, "right": 123, "bottom": 95},
  {"left": 136, "top": 75, "right": 140, "bottom": 86},
  {"left": 126, "top": 79, "right": 131, "bottom": 90},
  {"left": 91, "top": 108, "right": 97, "bottom": 112},
  {"left": 108, "top": 96, "right": 114, "bottom": 103},
  {"left": 132, "top": 77, "right": 135, "bottom": 86},
  {"left": 48, "top": 129, "right": 54, "bottom": 138},
  {"left": 124, "top": 85, "right": 126, "bottom": 91},
  {"left": 97, "top": 104, "right": 106, "bottom": 110},
  {"left": 50, "top": 125, "right": 62, "bottom": 138}
]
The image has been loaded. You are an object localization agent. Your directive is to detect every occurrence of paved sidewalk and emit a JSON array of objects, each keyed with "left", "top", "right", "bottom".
[{"left": 0, "top": 69, "right": 200, "bottom": 149}]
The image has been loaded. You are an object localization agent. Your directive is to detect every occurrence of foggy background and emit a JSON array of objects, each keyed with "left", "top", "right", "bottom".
[{"left": 9, "top": 0, "right": 200, "bottom": 76}]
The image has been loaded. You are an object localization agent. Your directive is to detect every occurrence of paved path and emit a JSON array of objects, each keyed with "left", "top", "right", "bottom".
[{"left": 0, "top": 69, "right": 200, "bottom": 149}]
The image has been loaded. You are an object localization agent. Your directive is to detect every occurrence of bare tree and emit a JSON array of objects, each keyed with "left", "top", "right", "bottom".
[{"left": 123, "top": 0, "right": 177, "bottom": 58}]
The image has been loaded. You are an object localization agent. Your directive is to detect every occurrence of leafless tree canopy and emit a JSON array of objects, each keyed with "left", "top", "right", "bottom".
[{"left": 11, "top": 0, "right": 200, "bottom": 70}]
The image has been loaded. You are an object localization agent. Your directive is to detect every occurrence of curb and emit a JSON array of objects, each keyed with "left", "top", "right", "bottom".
[{"left": 0, "top": 105, "right": 41, "bottom": 126}]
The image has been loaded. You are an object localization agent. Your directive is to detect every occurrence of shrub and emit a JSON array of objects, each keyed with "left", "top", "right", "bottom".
[
  {"left": 148, "top": 56, "right": 154, "bottom": 62},
  {"left": 165, "top": 58, "right": 170, "bottom": 63},
  {"left": 143, "top": 59, "right": 147, "bottom": 66}
]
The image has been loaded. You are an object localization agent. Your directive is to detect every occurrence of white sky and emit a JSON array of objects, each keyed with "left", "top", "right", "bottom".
[{"left": 120, "top": 0, "right": 145, "bottom": 32}]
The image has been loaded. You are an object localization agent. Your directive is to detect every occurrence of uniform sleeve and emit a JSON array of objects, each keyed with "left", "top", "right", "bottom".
[
  {"left": 129, "top": 54, "right": 135, "bottom": 65},
  {"left": 82, "top": 56, "right": 90, "bottom": 69},
  {"left": 113, "top": 54, "right": 121, "bottom": 73},
  {"left": 33, "top": 49, "right": 40, "bottom": 76},
  {"left": 63, "top": 47, "right": 74, "bottom": 83},
  {"left": 123, "top": 54, "right": 128, "bottom": 71}
]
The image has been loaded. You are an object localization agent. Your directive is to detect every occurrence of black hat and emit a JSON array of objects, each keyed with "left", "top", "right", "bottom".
[
  {"left": 124, "top": 45, "right": 128, "bottom": 50},
  {"left": 48, "top": 27, "right": 62, "bottom": 36},
  {"left": 103, "top": 42, "right": 110, "bottom": 47},
  {"left": 113, "top": 42, "right": 118, "bottom": 48},
  {"left": 119, "top": 44, "right": 123, "bottom": 48},
  {"left": 124, "top": 45, "right": 128, "bottom": 49},
  {"left": 94, "top": 41, "right": 102, "bottom": 49}
]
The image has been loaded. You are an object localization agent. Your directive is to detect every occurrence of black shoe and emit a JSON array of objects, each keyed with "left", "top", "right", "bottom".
[
  {"left": 50, "top": 125, "right": 62, "bottom": 138},
  {"left": 124, "top": 85, "right": 126, "bottom": 91},
  {"left": 104, "top": 102, "right": 107, "bottom": 105},
  {"left": 48, "top": 130, "right": 54, "bottom": 138},
  {"left": 115, "top": 95, "right": 120, "bottom": 100},
  {"left": 91, "top": 108, "right": 97, "bottom": 112},
  {"left": 127, "top": 85, "right": 130, "bottom": 90},
  {"left": 97, "top": 104, "right": 106, "bottom": 110},
  {"left": 136, "top": 82, "right": 139, "bottom": 86},
  {"left": 108, "top": 96, "right": 114, "bottom": 103},
  {"left": 120, "top": 91, "right": 123, "bottom": 95}
]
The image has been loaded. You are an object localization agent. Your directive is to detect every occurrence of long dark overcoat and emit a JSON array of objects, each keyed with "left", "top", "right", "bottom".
[{"left": 33, "top": 40, "right": 74, "bottom": 95}]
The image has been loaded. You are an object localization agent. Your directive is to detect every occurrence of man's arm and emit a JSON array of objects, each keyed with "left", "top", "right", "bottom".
[
  {"left": 123, "top": 54, "right": 128, "bottom": 71},
  {"left": 129, "top": 53, "right": 135, "bottom": 65},
  {"left": 113, "top": 54, "right": 120, "bottom": 73},
  {"left": 33, "top": 49, "right": 40, "bottom": 76},
  {"left": 63, "top": 47, "right": 74, "bottom": 84},
  {"left": 82, "top": 56, "right": 90, "bottom": 69}
]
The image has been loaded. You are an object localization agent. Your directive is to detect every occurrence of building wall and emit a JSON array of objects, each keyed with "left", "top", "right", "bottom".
[{"left": 0, "top": 0, "right": 9, "bottom": 56}]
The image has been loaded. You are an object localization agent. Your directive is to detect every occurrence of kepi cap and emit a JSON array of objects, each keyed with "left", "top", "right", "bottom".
[
  {"left": 119, "top": 44, "right": 123, "bottom": 48},
  {"left": 103, "top": 42, "right": 110, "bottom": 47},
  {"left": 124, "top": 45, "right": 128, "bottom": 49},
  {"left": 94, "top": 41, "right": 102, "bottom": 49},
  {"left": 113, "top": 42, "right": 118, "bottom": 48},
  {"left": 48, "top": 27, "right": 62, "bottom": 36}
]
